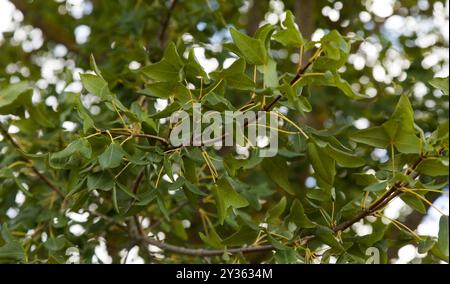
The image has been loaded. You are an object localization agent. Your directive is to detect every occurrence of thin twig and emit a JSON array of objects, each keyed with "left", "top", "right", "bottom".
[
  {"left": 0, "top": 123, "right": 64, "bottom": 197},
  {"left": 132, "top": 171, "right": 145, "bottom": 195},
  {"left": 263, "top": 51, "right": 318, "bottom": 111},
  {"left": 141, "top": 237, "right": 274, "bottom": 257},
  {"left": 101, "top": 130, "right": 169, "bottom": 145},
  {"left": 333, "top": 154, "right": 427, "bottom": 233}
]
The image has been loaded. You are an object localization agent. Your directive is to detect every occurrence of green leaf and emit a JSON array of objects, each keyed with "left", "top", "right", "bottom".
[
  {"left": 139, "top": 81, "right": 190, "bottom": 103},
  {"left": 213, "top": 178, "right": 249, "bottom": 224},
  {"left": 314, "top": 30, "right": 350, "bottom": 71},
  {"left": 401, "top": 194, "right": 426, "bottom": 214},
  {"left": 50, "top": 139, "right": 92, "bottom": 160},
  {"left": 182, "top": 157, "right": 198, "bottom": 184},
  {"left": 262, "top": 156, "right": 295, "bottom": 194},
  {"left": 44, "top": 237, "right": 66, "bottom": 251},
  {"left": 98, "top": 143, "right": 126, "bottom": 169},
  {"left": 363, "top": 181, "right": 388, "bottom": 192},
  {"left": 430, "top": 120, "right": 449, "bottom": 144},
  {"left": 75, "top": 95, "right": 95, "bottom": 133},
  {"left": 0, "top": 224, "right": 25, "bottom": 262},
  {"left": 416, "top": 158, "right": 449, "bottom": 177},
  {"left": 87, "top": 171, "right": 114, "bottom": 191},
  {"left": 260, "top": 57, "right": 278, "bottom": 88},
  {"left": 274, "top": 249, "right": 299, "bottom": 264},
  {"left": 210, "top": 58, "right": 255, "bottom": 90},
  {"left": 164, "top": 154, "right": 174, "bottom": 182},
  {"left": 199, "top": 223, "right": 224, "bottom": 249},
  {"left": 223, "top": 225, "right": 258, "bottom": 246},
  {"left": 437, "top": 215, "right": 449, "bottom": 259},
  {"left": 116, "top": 182, "right": 139, "bottom": 200},
  {"left": 273, "top": 11, "right": 304, "bottom": 47},
  {"left": 266, "top": 196, "right": 287, "bottom": 222},
  {"left": 281, "top": 83, "right": 311, "bottom": 113},
  {"left": 0, "top": 81, "right": 29, "bottom": 108},
  {"left": 90, "top": 54, "right": 103, "bottom": 77},
  {"left": 171, "top": 219, "right": 188, "bottom": 241},
  {"left": 141, "top": 42, "right": 183, "bottom": 82},
  {"left": 429, "top": 77, "right": 449, "bottom": 96},
  {"left": 0, "top": 167, "right": 14, "bottom": 179},
  {"left": 221, "top": 58, "right": 247, "bottom": 77},
  {"left": 287, "top": 199, "right": 316, "bottom": 228},
  {"left": 350, "top": 126, "right": 390, "bottom": 148},
  {"left": 389, "top": 95, "right": 415, "bottom": 133},
  {"left": 307, "top": 142, "right": 335, "bottom": 188},
  {"left": 230, "top": 28, "right": 267, "bottom": 65},
  {"left": 254, "top": 24, "right": 276, "bottom": 50},
  {"left": 157, "top": 195, "right": 170, "bottom": 221},
  {"left": 351, "top": 220, "right": 389, "bottom": 246},
  {"left": 332, "top": 73, "right": 369, "bottom": 100},
  {"left": 149, "top": 102, "right": 180, "bottom": 119},
  {"left": 315, "top": 226, "right": 344, "bottom": 251},
  {"left": 418, "top": 237, "right": 436, "bottom": 254},
  {"left": 49, "top": 138, "right": 92, "bottom": 169},
  {"left": 352, "top": 96, "right": 420, "bottom": 154},
  {"left": 0, "top": 242, "right": 24, "bottom": 262},
  {"left": 391, "top": 130, "right": 421, "bottom": 154},
  {"left": 322, "top": 143, "right": 365, "bottom": 168},
  {"left": 184, "top": 181, "right": 206, "bottom": 197},
  {"left": 80, "top": 74, "right": 110, "bottom": 98},
  {"left": 185, "top": 49, "right": 208, "bottom": 80},
  {"left": 112, "top": 184, "right": 120, "bottom": 213}
]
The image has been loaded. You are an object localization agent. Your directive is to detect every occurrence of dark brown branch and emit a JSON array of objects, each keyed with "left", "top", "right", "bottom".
[
  {"left": 333, "top": 154, "right": 427, "bottom": 233},
  {"left": 158, "top": 0, "right": 178, "bottom": 48},
  {"left": 0, "top": 123, "right": 64, "bottom": 197},
  {"left": 132, "top": 171, "right": 145, "bottom": 195},
  {"left": 263, "top": 55, "right": 317, "bottom": 112}
]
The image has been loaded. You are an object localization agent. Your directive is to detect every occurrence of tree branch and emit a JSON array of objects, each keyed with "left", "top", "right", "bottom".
[
  {"left": 263, "top": 53, "right": 318, "bottom": 112},
  {"left": 158, "top": 0, "right": 178, "bottom": 48},
  {"left": 140, "top": 236, "right": 274, "bottom": 257},
  {"left": 0, "top": 123, "right": 64, "bottom": 197},
  {"left": 333, "top": 154, "right": 427, "bottom": 233},
  {"left": 126, "top": 177, "right": 274, "bottom": 257},
  {"left": 108, "top": 150, "right": 434, "bottom": 259}
]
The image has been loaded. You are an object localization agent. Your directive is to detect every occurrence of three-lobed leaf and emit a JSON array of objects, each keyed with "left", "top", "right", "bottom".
[
  {"left": 273, "top": 11, "right": 304, "bottom": 47},
  {"left": 230, "top": 28, "right": 267, "bottom": 65},
  {"left": 213, "top": 178, "right": 249, "bottom": 224}
]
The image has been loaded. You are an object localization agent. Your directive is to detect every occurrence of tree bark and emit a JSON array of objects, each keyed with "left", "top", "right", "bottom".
[
  {"left": 246, "top": 0, "right": 265, "bottom": 35},
  {"left": 294, "top": 0, "right": 315, "bottom": 40}
]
